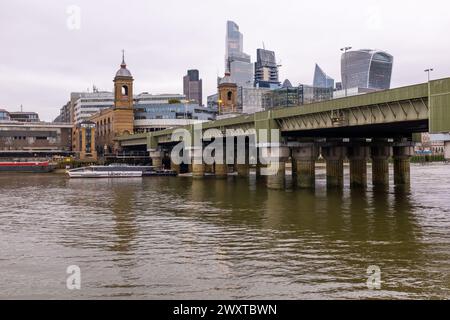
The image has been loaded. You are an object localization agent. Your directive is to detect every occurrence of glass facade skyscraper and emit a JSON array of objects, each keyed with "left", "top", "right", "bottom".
[
  {"left": 254, "top": 49, "right": 280, "bottom": 88},
  {"left": 225, "top": 21, "right": 253, "bottom": 87},
  {"left": 313, "top": 64, "right": 334, "bottom": 89},
  {"left": 341, "top": 49, "right": 393, "bottom": 90}
]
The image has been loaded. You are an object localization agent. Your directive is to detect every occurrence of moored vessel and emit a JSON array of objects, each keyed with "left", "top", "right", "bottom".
[
  {"left": 0, "top": 161, "right": 55, "bottom": 173},
  {"left": 66, "top": 165, "right": 146, "bottom": 178}
]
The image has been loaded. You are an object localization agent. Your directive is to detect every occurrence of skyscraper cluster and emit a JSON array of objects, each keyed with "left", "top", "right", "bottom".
[{"left": 202, "top": 21, "right": 395, "bottom": 114}]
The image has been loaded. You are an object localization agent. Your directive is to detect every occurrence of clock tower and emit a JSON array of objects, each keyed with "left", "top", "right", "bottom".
[{"left": 113, "top": 50, "right": 134, "bottom": 136}]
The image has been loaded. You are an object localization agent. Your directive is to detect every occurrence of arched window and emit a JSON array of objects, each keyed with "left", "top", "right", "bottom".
[
  {"left": 121, "top": 85, "right": 129, "bottom": 96},
  {"left": 227, "top": 91, "right": 232, "bottom": 101}
]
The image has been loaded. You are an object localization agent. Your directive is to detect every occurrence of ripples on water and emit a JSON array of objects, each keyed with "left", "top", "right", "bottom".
[{"left": 0, "top": 164, "right": 449, "bottom": 299}]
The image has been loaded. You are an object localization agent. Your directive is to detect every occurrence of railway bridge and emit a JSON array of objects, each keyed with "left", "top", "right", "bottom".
[{"left": 117, "top": 78, "right": 450, "bottom": 189}]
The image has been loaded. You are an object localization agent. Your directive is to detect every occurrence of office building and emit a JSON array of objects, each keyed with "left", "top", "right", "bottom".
[
  {"left": 254, "top": 49, "right": 280, "bottom": 88},
  {"left": 341, "top": 49, "right": 393, "bottom": 90},
  {"left": 207, "top": 93, "right": 219, "bottom": 109},
  {"left": 72, "top": 120, "right": 97, "bottom": 161},
  {"left": 133, "top": 92, "right": 216, "bottom": 133},
  {"left": 313, "top": 64, "right": 334, "bottom": 89},
  {"left": 225, "top": 21, "right": 253, "bottom": 87},
  {"left": 239, "top": 87, "right": 271, "bottom": 114},
  {"left": 73, "top": 91, "right": 114, "bottom": 125},
  {"left": 263, "top": 84, "right": 333, "bottom": 109},
  {"left": 53, "top": 101, "right": 72, "bottom": 123},
  {"left": 0, "top": 109, "right": 10, "bottom": 121},
  {"left": 9, "top": 111, "right": 40, "bottom": 123},
  {"left": 0, "top": 120, "right": 72, "bottom": 157},
  {"left": 183, "top": 69, "right": 203, "bottom": 106}
]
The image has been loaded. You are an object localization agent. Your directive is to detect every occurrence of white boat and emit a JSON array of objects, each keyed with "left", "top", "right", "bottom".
[{"left": 67, "top": 165, "right": 144, "bottom": 178}]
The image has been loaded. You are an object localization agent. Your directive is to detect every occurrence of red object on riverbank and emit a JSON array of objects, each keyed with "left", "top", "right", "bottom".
[{"left": 0, "top": 161, "right": 55, "bottom": 173}]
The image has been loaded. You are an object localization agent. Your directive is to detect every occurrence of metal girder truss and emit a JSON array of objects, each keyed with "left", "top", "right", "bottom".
[{"left": 276, "top": 98, "right": 429, "bottom": 132}]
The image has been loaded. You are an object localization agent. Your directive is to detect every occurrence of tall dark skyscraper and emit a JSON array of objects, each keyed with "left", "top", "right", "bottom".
[
  {"left": 313, "top": 64, "right": 334, "bottom": 89},
  {"left": 254, "top": 49, "right": 280, "bottom": 88},
  {"left": 341, "top": 49, "right": 393, "bottom": 90},
  {"left": 183, "top": 69, "right": 203, "bottom": 106}
]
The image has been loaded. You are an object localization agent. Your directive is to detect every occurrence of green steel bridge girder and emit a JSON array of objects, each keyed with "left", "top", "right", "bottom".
[{"left": 116, "top": 78, "right": 450, "bottom": 149}]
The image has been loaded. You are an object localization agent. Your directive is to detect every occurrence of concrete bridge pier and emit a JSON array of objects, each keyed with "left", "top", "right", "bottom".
[
  {"left": 188, "top": 147, "right": 205, "bottom": 178},
  {"left": 149, "top": 149, "right": 164, "bottom": 170},
  {"left": 170, "top": 159, "right": 181, "bottom": 174},
  {"left": 393, "top": 143, "right": 414, "bottom": 185},
  {"left": 236, "top": 164, "right": 250, "bottom": 177},
  {"left": 255, "top": 163, "right": 267, "bottom": 183},
  {"left": 215, "top": 163, "right": 228, "bottom": 178},
  {"left": 215, "top": 148, "right": 228, "bottom": 179},
  {"left": 204, "top": 164, "right": 214, "bottom": 174},
  {"left": 322, "top": 145, "right": 346, "bottom": 188},
  {"left": 371, "top": 144, "right": 392, "bottom": 186},
  {"left": 347, "top": 144, "right": 370, "bottom": 188},
  {"left": 291, "top": 143, "right": 319, "bottom": 189},
  {"left": 263, "top": 146, "right": 290, "bottom": 190},
  {"left": 236, "top": 146, "right": 250, "bottom": 178}
]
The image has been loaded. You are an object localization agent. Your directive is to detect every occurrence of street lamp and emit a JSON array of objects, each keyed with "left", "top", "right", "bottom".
[
  {"left": 218, "top": 99, "right": 223, "bottom": 115},
  {"left": 424, "top": 68, "right": 434, "bottom": 82},
  {"left": 340, "top": 46, "right": 352, "bottom": 97}
]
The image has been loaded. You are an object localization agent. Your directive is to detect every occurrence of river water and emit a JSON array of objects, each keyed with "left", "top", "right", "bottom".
[{"left": 0, "top": 164, "right": 449, "bottom": 299}]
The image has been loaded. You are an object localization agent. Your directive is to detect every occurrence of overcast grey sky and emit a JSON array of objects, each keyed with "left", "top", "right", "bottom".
[{"left": 0, "top": 0, "right": 449, "bottom": 121}]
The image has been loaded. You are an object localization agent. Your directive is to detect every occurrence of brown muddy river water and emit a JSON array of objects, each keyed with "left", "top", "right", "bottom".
[{"left": 0, "top": 163, "right": 449, "bottom": 299}]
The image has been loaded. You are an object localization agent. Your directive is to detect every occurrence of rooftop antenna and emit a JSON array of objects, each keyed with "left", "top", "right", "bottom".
[
  {"left": 262, "top": 41, "right": 265, "bottom": 50},
  {"left": 20, "top": 104, "right": 23, "bottom": 112}
]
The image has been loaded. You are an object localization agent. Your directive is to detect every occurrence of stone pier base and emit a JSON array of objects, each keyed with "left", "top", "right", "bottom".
[
  {"left": 349, "top": 159, "right": 367, "bottom": 187},
  {"left": 192, "top": 163, "right": 205, "bottom": 178},
  {"left": 261, "top": 146, "right": 290, "bottom": 190},
  {"left": 348, "top": 145, "right": 370, "bottom": 188},
  {"left": 149, "top": 149, "right": 163, "bottom": 170},
  {"left": 291, "top": 143, "right": 319, "bottom": 189},
  {"left": 170, "top": 160, "right": 180, "bottom": 174},
  {"left": 236, "top": 164, "right": 250, "bottom": 177},
  {"left": 296, "top": 160, "right": 316, "bottom": 188},
  {"left": 215, "top": 164, "right": 228, "bottom": 178},
  {"left": 371, "top": 144, "right": 392, "bottom": 186},
  {"left": 372, "top": 158, "right": 389, "bottom": 186},
  {"left": 393, "top": 145, "right": 413, "bottom": 185},
  {"left": 322, "top": 145, "right": 346, "bottom": 188},
  {"left": 326, "top": 159, "right": 344, "bottom": 188},
  {"left": 267, "top": 162, "right": 286, "bottom": 190}
]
